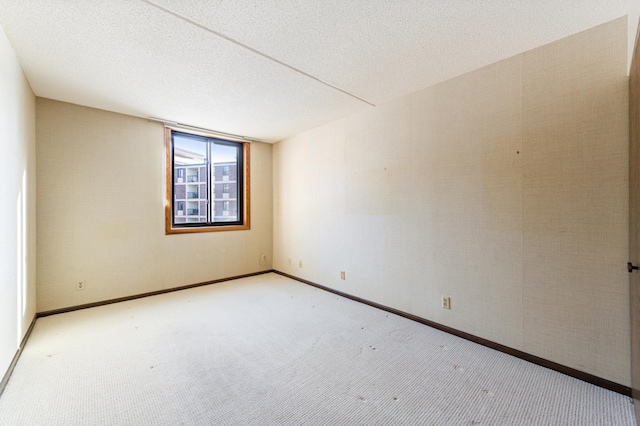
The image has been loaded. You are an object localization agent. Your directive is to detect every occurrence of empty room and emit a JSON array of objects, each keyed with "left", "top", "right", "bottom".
[{"left": 2, "top": 1, "right": 640, "bottom": 424}]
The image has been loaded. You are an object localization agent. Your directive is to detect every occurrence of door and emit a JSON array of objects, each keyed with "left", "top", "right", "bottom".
[{"left": 630, "top": 29, "right": 640, "bottom": 425}]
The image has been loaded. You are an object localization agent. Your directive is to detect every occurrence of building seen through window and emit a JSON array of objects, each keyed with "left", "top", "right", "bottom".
[{"left": 169, "top": 130, "right": 244, "bottom": 229}]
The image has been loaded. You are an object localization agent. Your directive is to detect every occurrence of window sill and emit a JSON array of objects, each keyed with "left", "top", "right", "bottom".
[{"left": 165, "top": 223, "right": 250, "bottom": 235}]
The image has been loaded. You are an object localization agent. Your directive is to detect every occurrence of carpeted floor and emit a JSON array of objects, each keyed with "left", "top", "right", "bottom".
[{"left": 0, "top": 273, "right": 635, "bottom": 425}]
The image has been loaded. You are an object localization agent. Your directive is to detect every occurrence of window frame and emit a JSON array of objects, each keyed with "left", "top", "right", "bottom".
[{"left": 165, "top": 127, "right": 250, "bottom": 234}]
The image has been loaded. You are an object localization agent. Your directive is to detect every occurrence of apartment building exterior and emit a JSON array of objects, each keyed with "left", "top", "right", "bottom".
[{"left": 173, "top": 161, "right": 238, "bottom": 223}]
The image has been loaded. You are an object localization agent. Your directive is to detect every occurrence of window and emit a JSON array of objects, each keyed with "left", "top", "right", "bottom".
[{"left": 165, "top": 128, "right": 250, "bottom": 233}]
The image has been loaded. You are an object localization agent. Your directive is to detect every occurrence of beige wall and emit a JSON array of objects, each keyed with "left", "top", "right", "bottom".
[
  {"left": 0, "top": 23, "right": 37, "bottom": 376},
  {"left": 273, "top": 18, "right": 630, "bottom": 385},
  {"left": 36, "top": 99, "right": 273, "bottom": 312}
]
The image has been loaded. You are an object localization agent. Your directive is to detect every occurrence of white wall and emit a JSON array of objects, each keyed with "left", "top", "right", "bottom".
[
  {"left": 36, "top": 99, "right": 272, "bottom": 312},
  {"left": 273, "top": 18, "right": 630, "bottom": 385},
  {"left": 0, "top": 23, "right": 37, "bottom": 377},
  {"left": 630, "top": 0, "right": 640, "bottom": 72}
]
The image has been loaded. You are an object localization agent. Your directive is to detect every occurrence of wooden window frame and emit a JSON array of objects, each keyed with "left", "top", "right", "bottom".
[{"left": 165, "top": 127, "right": 250, "bottom": 234}]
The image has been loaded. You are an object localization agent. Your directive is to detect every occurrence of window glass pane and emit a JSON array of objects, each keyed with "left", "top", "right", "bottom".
[
  {"left": 173, "top": 134, "right": 207, "bottom": 224},
  {"left": 212, "top": 143, "right": 239, "bottom": 223}
]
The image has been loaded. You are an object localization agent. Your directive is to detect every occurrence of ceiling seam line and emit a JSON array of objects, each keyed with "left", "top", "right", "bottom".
[{"left": 138, "top": 0, "right": 377, "bottom": 107}]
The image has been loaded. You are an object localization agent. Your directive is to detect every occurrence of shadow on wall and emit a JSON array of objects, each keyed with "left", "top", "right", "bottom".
[{"left": 16, "top": 169, "right": 28, "bottom": 346}]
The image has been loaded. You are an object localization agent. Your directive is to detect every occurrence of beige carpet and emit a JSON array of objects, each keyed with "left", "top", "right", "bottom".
[{"left": 0, "top": 273, "right": 635, "bottom": 425}]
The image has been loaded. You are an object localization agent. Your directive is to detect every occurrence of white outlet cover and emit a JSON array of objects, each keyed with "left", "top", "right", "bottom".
[{"left": 442, "top": 296, "right": 451, "bottom": 309}]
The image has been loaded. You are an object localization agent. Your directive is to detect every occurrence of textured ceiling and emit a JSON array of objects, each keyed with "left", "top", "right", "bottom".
[{"left": 0, "top": 1, "right": 630, "bottom": 142}]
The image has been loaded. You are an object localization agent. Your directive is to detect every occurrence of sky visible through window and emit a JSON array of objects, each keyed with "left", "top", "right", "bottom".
[{"left": 173, "top": 134, "right": 238, "bottom": 165}]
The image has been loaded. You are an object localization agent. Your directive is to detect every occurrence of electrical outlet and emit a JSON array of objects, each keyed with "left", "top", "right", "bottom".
[
  {"left": 442, "top": 296, "right": 451, "bottom": 310},
  {"left": 259, "top": 253, "right": 267, "bottom": 266},
  {"left": 288, "top": 258, "right": 292, "bottom": 266},
  {"left": 340, "top": 271, "right": 346, "bottom": 280},
  {"left": 298, "top": 260, "right": 303, "bottom": 268},
  {"left": 76, "top": 280, "right": 85, "bottom": 291}
]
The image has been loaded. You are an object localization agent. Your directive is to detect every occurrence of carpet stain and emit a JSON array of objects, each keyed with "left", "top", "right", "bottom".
[{"left": 389, "top": 329, "right": 414, "bottom": 342}]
